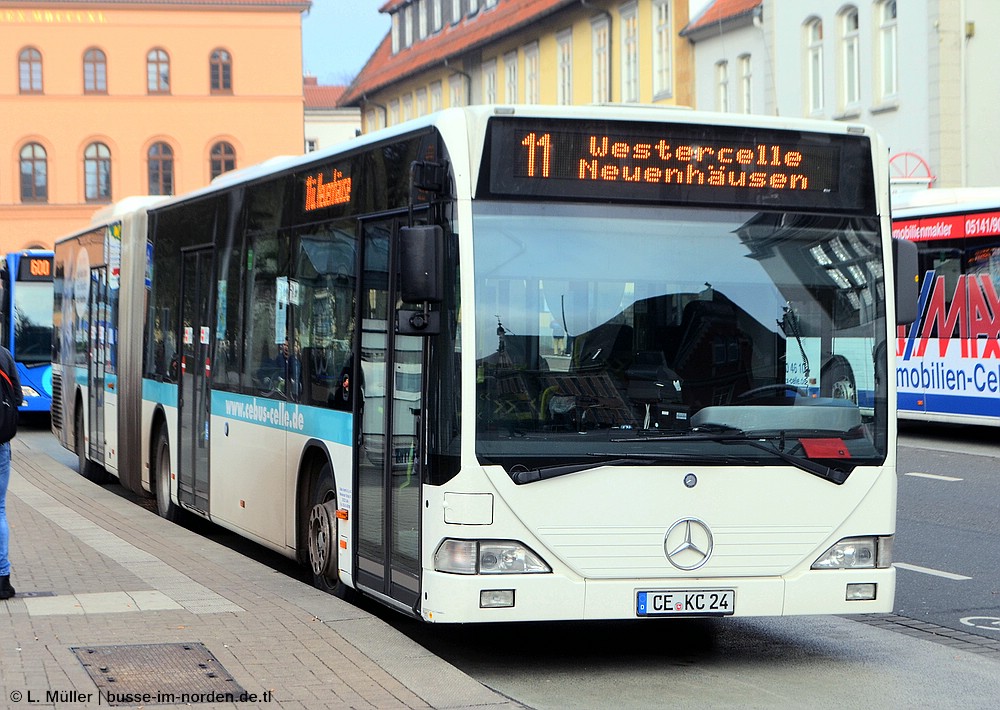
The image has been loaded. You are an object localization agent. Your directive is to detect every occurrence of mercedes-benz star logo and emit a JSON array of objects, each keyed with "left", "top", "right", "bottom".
[{"left": 663, "top": 517, "right": 714, "bottom": 570}]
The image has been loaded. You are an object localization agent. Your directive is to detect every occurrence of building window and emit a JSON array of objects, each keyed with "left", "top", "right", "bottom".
[
  {"left": 481, "top": 59, "right": 497, "bottom": 103},
  {"left": 210, "top": 141, "right": 236, "bottom": 179},
  {"left": 19, "top": 143, "right": 47, "bottom": 203},
  {"left": 403, "top": 94, "right": 413, "bottom": 121},
  {"left": 83, "top": 48, "right": 107, "bottom": 94},
  {"left": 877, "top": 0, "right": 898, "bottom": 100},
  {"left": 504, "top": 50, "right": 518, "bottom": 103},
  {"left": 840, "top": 8, "right": 860, "bottom": 109},
  {"left": 432, "top": 0, "right": 443, "bottom": 32},
  {"left": 305, "top": 138, "right": 318, "bottom": 153},
  {"left": 210, "top": 49, "right": 232, "bottom": 93},
  {"left": 620, "top": 2, "right": 639, "bottom": 102},
  {"left": 739, "top": 54, "right": 752, "bottom": 114},
  {"left": 451, "top": 0, "right": 461, "bottom": 24},
  {"left": 449, "top": 74, "right": 466, "bottom": 107},
  {"left": 147, "top": 48, "right": 170, "bottom": 94},
  {"left": 84, "top": 142, "right": 112, "bottom": 203},
  {"left": 524, "top": 41, "right": 539, "bottom": 104},
  {"left": 148, "top": 142, "right": 174, "bottom": 196},
  {"left": 418, "top": 0, "right": 427, "bottom": 39},
  {"left": 806, "top": 18, "right": 824, "bottom": 114},
  {"left": 652, "top": 0, "right": 672, "bottom": 97},
  {"left": 430, "top": 80, "right": 443, "bottom": 111},
  {"left": 716, "top": 60, "right": 729, "bottom": 112},
  {"left": 557, "top": 30, "right": 573, "bottom": 105},
  {"left": 388, "top": 99, "right": 399, "bottom": 125},
  {"left": 392, "top": 12, "right": 400, "bottom": 53},
  {"left": 416, "top": 87, "right": 427, "bottom": 115},
  {"left": 404, "top": 4, "right": 413, "bottom": 47},
  {"left": 19, "top": 47, "right": 43, "bottom": 94},
  {"left": 591, "top": 16, "right": 610, "bottom": 103}
]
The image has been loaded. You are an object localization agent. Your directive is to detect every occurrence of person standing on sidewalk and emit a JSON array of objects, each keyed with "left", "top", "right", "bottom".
[{"left": 0, "top": 343, "right": 22, "bottom": 600}]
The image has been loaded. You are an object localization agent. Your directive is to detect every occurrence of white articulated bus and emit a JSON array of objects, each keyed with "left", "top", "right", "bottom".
[
  {"left": 892, "top": 187, "right": 1000, "bottom": 426},
  {"left": 53, "top": 105, "right": 916, "bottom": 622}
]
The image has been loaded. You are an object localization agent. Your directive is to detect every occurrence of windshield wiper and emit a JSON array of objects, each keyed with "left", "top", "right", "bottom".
[
  {"left": 614, "top": 424, "right": 850, "bottom": 485},
  {"left": 509, "top": 455, "right": 671, "bottom": 484}
]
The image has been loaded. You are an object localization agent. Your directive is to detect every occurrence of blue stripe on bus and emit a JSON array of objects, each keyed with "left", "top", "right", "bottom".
[
  {"left": 211, "top": 391, "right": 353, "bottom": 444},
  {"left": 140, "top": 382, "right": 352, "bottom": 445},
  {"left": 898, "top": 392, "right": 1000, "bottom": 417},
  {"left": 142, "top": 379, "right": 178, "bottom": 407}
]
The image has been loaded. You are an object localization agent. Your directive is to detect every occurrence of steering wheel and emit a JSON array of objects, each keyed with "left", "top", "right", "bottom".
[{"left": 736, "top": 383, "right": 807, "bottom": 402}]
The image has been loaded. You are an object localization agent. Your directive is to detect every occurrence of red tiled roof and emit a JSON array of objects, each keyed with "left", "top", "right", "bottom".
[
  {"left": 341, "top": 0, "right": 577, "bottom": 106},
  {"left": 15, "top": 1, "right": 310, "bottom": 7},
  {"left": 682, "top": 0, "right": 761, "bottom": 34},
  {"left": 304, "top": 77, "right": 347, "bottom": 109}
]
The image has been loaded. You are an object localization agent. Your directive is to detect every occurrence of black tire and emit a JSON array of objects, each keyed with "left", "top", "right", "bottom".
[
  {"left": 75, "top": 406, "right": 109, "bottom": 483},
  {"left": 154, "top": 426, "right": 180, "bottom": 522},
  {"left": 306, "top": 462, "right": 351, "bottom": 599}
]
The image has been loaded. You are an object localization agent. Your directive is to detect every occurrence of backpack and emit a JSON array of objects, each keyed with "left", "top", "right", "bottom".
[{"left": 0, "top": 365, "right": 18, "bottom": 444}]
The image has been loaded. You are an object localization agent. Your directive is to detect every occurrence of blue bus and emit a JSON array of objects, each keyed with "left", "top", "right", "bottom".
[{"left": 0, "top": 250, "right": 54, "bottom": 414}]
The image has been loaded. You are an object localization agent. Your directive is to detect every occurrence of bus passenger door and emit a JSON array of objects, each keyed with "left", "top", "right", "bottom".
[
  {"left": 354, "top": 218, "right": 423, "bottom": 611},
  {"left": 177, "top": 248, "right": 214, "bottom": 513},
  {"left": 88, "top": 267, "right": 108, "bottom": 468}
]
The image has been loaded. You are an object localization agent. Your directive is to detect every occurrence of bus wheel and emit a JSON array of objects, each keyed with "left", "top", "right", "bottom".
[
  {"left": 75, "top": 406, "right": 108, "bottom": 483},
  {"left": 822, "top": 355, "right": 857, "bottom": 404},
  {"left": 154, "top": 426, "right": 179, "bottom": 522},
  {"left": 307, "top": 463, "right": 350, "bottom": 598}
]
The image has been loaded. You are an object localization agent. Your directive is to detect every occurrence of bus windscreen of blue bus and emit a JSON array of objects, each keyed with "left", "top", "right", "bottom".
[{"left": 13, "top": 280, "right": 53, "bottom": 364}]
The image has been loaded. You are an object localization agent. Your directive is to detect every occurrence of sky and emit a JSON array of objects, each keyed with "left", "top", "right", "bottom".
[{"left": 302, "top": 0, "right": 714, "bottom": 87}]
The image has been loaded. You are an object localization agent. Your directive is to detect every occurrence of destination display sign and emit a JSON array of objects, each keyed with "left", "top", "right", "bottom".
[
  {"left": 482, "top": 117, "right": 875, "bottom": 212},
  {"left": 17, "top": 255, "right": 53, "bottom": 281}
]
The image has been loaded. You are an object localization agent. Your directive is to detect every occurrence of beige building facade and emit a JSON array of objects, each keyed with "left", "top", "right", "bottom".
[
  {"left": 1, "top": 0, "right": 310, "bottom": 253},
  {"left": 341, "top": 0, "right": 694, "bottom": 132}
]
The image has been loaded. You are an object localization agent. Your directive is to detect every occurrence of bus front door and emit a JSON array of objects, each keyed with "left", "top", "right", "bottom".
[
  {"left": 177, "top": 248, "right": 214, "bottom": 513},
  {"left": 354, "top": 218, "right": 422, "bottom": 612}
]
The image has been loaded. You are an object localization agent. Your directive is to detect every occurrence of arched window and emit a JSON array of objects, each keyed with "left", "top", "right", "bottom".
[
  {"left": 84, "top": 142, "right": 112, "bottom": 203},
  {"left": 19, "top": 143, "right": 47, "bottom": 202},
  {"left": 19, "top": 47, "right": 43, "bottom": 94},
  {"left": 210, "top": 142, "right": 236, "bottom": 179},
  {"left": 839, "top": 7, "right": 860, "bottom": 109},
  {"left": 148, "top": 142, "right": 174, "bottom": 195},
  {"left": 147, "top": 48, "right": 170, "bottom": 94},
  {"left": 877, "top": 0, "right": 898, "bottom": 100},
  {"left": 84, "top": 48, "right": 107, "bottom": 93},
  {"left": 210, "top": 49, "right": 232, "bottom": 93},
  {"left": 805, "top": 18, "right": 824, "bottom": 113}
]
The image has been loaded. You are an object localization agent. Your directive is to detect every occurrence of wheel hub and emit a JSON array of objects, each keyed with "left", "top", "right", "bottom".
[{"left": 308, "top": 500, "right": 339, "bottom": 577}]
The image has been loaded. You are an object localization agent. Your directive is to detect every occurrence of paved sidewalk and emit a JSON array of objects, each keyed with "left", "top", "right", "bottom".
[{"left": 0, "top": 436, "right": 520, "bottom": 709}]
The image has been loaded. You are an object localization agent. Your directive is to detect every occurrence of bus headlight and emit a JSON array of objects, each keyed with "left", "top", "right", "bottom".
[
  {"left": 21, "top": 385, "right": 41, "bottom": 399},
  {"left": 811, "top": 536, "right": 892, "bottom": 570},
  {"left": 434, "top": 539, "right": 551, "bottom": 575}
]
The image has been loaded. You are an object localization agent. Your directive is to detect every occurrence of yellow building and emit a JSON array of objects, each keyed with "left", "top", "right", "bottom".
[
  {"left": 340, "top": 0, "right": 693, "bottom": 131},
  {"left": 1, "top": 0, "right": 310, "bottom": 253}
]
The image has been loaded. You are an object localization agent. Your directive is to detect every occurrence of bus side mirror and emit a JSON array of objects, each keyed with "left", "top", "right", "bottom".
[
  {"left": 893, "top": 238, "right": 918, "bottom": 325},
  {"left": 397, "top": 225, "right": 443, "bottom": 336},
  {"left": 400, "top": 225, "right": 444, "bottom": 304}
]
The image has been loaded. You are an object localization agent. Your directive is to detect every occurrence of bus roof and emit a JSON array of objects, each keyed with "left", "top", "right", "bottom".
[
  {"left": 893, "top": 187, "right": 1000, "bottom": 218},
  {"left": 141, "top": 104, "right": 880, "bottom": 212}
]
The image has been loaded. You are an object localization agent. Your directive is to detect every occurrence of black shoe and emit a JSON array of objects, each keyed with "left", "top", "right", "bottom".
[{"left": 0, "top": 574, "right": 14, "bottom": 600}]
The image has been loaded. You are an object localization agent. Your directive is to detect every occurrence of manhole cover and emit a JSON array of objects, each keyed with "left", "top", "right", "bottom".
[{"left": 71, "top": 642, "right": 245, "bottom": 706}]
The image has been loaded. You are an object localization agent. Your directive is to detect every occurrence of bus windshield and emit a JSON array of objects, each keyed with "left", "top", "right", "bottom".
[
  {"left": 14, "top": 280, "right": 54, "bottom": 365},
  {"left": 473, "top": 201, "right": 888, "bottom": 475}
]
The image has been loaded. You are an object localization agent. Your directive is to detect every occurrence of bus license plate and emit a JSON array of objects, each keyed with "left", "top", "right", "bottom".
[{"left": 637, "top": 589, "right": 735, "bottom": 617}]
